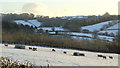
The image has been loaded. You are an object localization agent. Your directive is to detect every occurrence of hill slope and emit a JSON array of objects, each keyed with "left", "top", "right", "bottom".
[
  {"left": 98, "top": 23, "right": 120, "bottom": 35},
  {"left": 14, "top": 19, "right": 42, "bottom": 27},
  {"left": 81, "top": 20, "right": 118, "bottom": 32}
]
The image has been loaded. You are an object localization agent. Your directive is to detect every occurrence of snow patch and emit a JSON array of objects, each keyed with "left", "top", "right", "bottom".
[
  {"left": 81, "top": 20, "right": 116, "bottom": 32},
  {"left": 14, "top": 19, "right": 42, "bottom": 27}
]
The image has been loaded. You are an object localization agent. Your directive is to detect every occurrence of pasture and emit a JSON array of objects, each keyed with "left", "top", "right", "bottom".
[{"left": 0, "top": 44, "right": 118, "bottom": 66}]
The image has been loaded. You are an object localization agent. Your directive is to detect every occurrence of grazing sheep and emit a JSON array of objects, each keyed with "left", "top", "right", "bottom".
[
  {"left": 79, "top": 53, "right": 85, "bottom": 56},
  {"left": 73, "top": 52, "right": 80, "bottom": 56},
  {"left": 52, "top": 49, "right": 55, "bottom": 52},
  {"left": 109, "top": 56, "right": 113, "bottom": 59},
  {"left": 4, "top": 44, "right": 8, "bottom": 47},
  {"left": 32, "top": 48, "right": 37, "bottom": 51},
  {"left": 15, "top": 45, "right": 25, "bottom": 49},
  {"left": 102, "top": 56, "right": 106, "bottom": 59},
  {"left": 73, "top": 52, "right": 85, "bottom": 56},
  {"left": 97, "top": 55, "right": 103, "bottom": 57},
  {"left": 63, "top": 51, "right": 67, "bottom": 54},
  {"left": 29, "top": 47, "right": 32, "bottom": 50}
]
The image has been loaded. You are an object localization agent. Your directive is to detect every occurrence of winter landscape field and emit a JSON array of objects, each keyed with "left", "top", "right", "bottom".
[
  {"left": 1, "top": 14, "right": 120, "bottom": 67},
  {"left": 0, "top": 44, "right": 118, "bottom": 66},
  {"left": 0, "top": 0, "right": 120, "bottom": 67}
]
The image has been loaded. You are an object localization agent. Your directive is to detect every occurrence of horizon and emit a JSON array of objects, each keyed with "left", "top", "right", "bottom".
[
  {"left": 0, "top": 0, "right": 119, "bottom": 17},
  {"left": 0, "top": 12, "right": 118, "bottom": 18}
]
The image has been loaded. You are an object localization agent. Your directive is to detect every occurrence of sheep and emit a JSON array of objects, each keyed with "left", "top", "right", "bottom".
[
  {"left": 73, "top": 52, "right": 80, "bottom": 56},
  {"left": 73, "top": 52, "right": 85, "bottom": 56},
  {"left": 97, "top": 55, "right": 103, "bottom": 57},
  {"left": 4, "top": 44, "right": 8, "bottom": 47},
  {"left": 102, "top": 56, "right": 106, "bottom": 59},
  {"left": 109, "top": 56, "right": 113, "bottom": 59},
  {"left": 79, "top": 53, "right": 85, "bottom": 56},
  {"left": 63, "top": 51, "right": 67, "bottom": 54},
  {"left": 52, "top": 49, "right": 55, "bottom": 52},
  {"left": 15, "top": 45, "right": 25, "bottom": 49},
  {"left": 32, "top": 48, "right": 37, "bottom": 51},
  {"left": 97, "top": 55, "right": 107, "bottom": 59},
  {"left": 29, "top": 47, "right": 32, "bottom": 50}
]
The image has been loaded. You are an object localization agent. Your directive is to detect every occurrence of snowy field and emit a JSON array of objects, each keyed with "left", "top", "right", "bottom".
[
  {"left": 98, "top": 23, "right": 120, "bottom": 35},
  {"left": 0, "top": 44, "right": 118, "bottom": 66},
  {"left": 52, "top": 32, "right": 114, "bottom": 42},
  {"left": 14, "top": 19, "right": 42, "bottom": 27},
  {"left": 98, "top": 30, "right": 119, "bottom": 35},
  {"left": 107, "top": 23, "right": 120, "bottom": 30},
  {"left": 49, "top": 32, "right": 114, "bottom": 42},
  {"left": 81, "top": 20, "right": 117, "bottom": 32}
]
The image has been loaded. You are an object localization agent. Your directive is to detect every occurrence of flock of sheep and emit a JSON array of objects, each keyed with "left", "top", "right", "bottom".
[
  {"left": 4, "top": 44, "right": 114, "bottom": 60},
  {"left": 0, "top": 44, "right": 115, "bottom": 67}
]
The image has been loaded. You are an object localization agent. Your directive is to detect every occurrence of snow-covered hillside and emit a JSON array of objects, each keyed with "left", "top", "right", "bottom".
[
  {"left": 81, "top": 20, "right": 117, "bottom": 32},
  {"left": 14, "top": 20, "right": 42, "bottom": 27},
  {"left": 68, "top": 32, "right": 114, "bottom": 41},
  {"left": 0, "top": 44, "right": 118, "bottom": 66},
  {"left": 13, "top": 20, "right": 118, "bottom": 42},
  {"left": 48, "top": 32, "right": 114, "bottom": 42},
  {"left": 107, "top": 23, "right": 120, "bottom": 30},
  {"left": 98, "top": 23, "right": 120, "bottom": 35},
  {"left": 98, "top": 30, "right": 119, "bottom": 35}
]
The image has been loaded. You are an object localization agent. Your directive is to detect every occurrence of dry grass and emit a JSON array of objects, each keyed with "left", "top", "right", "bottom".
[
  {"left": 2, "top": 32, "right": 119, "bottom": 53},
  {"left": 0, "top": 56, "right": 52, "bottom": 68}
]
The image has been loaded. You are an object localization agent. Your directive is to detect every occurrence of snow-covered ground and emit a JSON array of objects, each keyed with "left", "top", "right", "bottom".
[
  {"left": 38, "top": 27, "right": 68, "bottom": 31},
  {"left": 107, "top": 23, "right": 120, "bottom": 30},
  {"left": 48, "top": 32, "right": 114, "bottom": 42},
  {"left": 81, "top": 20, "right": 117, "bottom": 32},
  {"left": 98, "top": 30, "right": 119, "bottom": 35},
  {"left": 14, "top": 19, "right": 42, "bottom": 27},
  {"left": 0, "top": 44, "right": 118, "bottom": 66},
  {"left": 67, "top": 32, "right": 114, "bottom": 42},
  {"left": 68, "top": 32, "right": 92, "bottom": 37},
  {"left": 71, "top": 36, "right": 92, "bottom": 40},
  {"left": 98, "top": 35, "right": 114, "bottom": 41},
  {"left": 98, "top": 23, "right": 120, "bottom": 35}
]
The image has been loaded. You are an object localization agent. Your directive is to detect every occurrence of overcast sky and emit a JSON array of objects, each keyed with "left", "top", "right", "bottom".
[{"left": 0, "top": 0, "right": 119, "bottom": 17}]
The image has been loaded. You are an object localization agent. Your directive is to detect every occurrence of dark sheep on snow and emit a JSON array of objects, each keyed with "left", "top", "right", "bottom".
[
  {"left": 63, "top": 51, "right": 67, "bottom": 54},
  {"left": 102, "top": 56, "right": 106, "bottom": 59},
  {"left": 15, "top": 45, "right": 25, "bottom": 49},
  {"left": 109, "top": 56, "right": 113, "bottom": 59},
  {"left": 52, "top": 49, "right": 55, "bottom": 52},
  {"left": 73, "top": 52, "right": 85, "bottom": 56},
  {"left": 29, "top": 47, "right": 32, "bottom": 50},
  {"left": 97, "top": 55, "right": 103, "bottom": 57},
  {"left": 4, "top": 44, "right": 8, "bottom": 47},
  {"left": 32, "top": 48, "right": 37, "bottom": 51}
]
